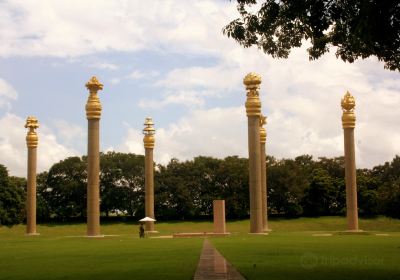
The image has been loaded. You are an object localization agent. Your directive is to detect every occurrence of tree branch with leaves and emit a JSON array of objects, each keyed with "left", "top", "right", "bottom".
[{"left": 224, "top": 0, "right": 400, "bottom": 71}]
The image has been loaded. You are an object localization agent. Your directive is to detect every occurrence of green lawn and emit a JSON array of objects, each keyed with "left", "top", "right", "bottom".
[
  {"left": 0, "top": 216, "right": 399, "bottom": 280},
  {"left": 212, "top": 233, "right": 400, "bottom": 280},
  {"left": 0, "top": 224, "right": 203, "bottom": 280}
]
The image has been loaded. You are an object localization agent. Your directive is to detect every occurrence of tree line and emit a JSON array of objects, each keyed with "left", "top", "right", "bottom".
[{"left": 1, "top": 152, "right": 400, "bottom": 225}]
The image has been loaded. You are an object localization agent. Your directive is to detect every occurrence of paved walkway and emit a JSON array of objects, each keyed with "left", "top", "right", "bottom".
[{"left": 193, "top": 239, "right": 245, "bottom": 280}]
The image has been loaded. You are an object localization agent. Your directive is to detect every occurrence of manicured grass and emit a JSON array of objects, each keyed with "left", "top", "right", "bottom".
[
  {"left": 226, "top": 216, "right": 400, "bottom": 233},
  {"left": 0, "top": 224, "right": 203, "bottom": 280},
  {"left": 211, "top": 233, "right": 400, "bottom": 280},
  {"left": 0, "top": 216, "right": 399, "bottom": 280},
  {"left": 2, "top": 216, "right": 398, "bottom": 238},
  {"left": 212, "top": 216, "right": 400, "bottom": 279}
]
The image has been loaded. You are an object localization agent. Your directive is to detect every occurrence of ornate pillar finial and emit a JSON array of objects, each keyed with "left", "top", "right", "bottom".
[
  {"left": 143, "top": 117, "right": 155, "bottom": 149},
  {"left": 341, "top": 91, "right": 356, "bottom": 128},
  {"left": 85, "top": 76, "right": 103, "bottom": 93},
  {"left": 85, "top": 76, "right": 103, "bottom": 120},
  {"left": 25, "top": 116, "right": 39, "bottom": 148},
  {"left": 244, "top": 72, "right": 262, "bottom": 117},
  {"left": 260, "top": 115, "right": 267, "bottom": 144}
]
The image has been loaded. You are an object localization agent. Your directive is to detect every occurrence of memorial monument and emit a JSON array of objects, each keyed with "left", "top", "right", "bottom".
[
  {"left": 341, "top": 91, "right": 359, "bottom": 231},
  {"left": 85, "top": 76, "right": 103, "bottom": 237},
  {"left": 244, "top": 72, "right": 263, "bottom": 233},
  {"left": 260, "top": 115, "right": 269, "bottom": 231},
  {"left": 25, "top": 116, "right": 39, "bottom": 235},
  {"left": 213, "top": 200, "right": 226, "bottom": 234},
  {"left": 143, "top": 117, "right": 156, "bottom": 232}
]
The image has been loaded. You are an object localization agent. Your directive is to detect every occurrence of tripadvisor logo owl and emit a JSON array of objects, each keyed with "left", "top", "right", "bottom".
[{"left": 301, "top": 252, "right": 318, "bottom": 269}]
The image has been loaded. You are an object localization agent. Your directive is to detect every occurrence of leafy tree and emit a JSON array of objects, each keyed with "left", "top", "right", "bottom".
[
  {"left": 36, "top": 172, "right": 51, "bottom": 221},
  {"left": 189, "top": 156, "right": 221, "bottom": 216},
  {"left": 0, "top": 165, "right": 7, "bottom": 187},
  {"left": 377, "top": 180, "right": 400, "bottom": 218},
  {"left": 294, "top": 155, "right": 315, "bottom": 178},
  {"left": 357, "top": 169, "right": 379, "bottom": 216},
  {"left": 374, "top": 156, "right": 400, "bottom": 218},
  {"left": 0, "top": 165, "right": 25, "bottom": 225},
  {"left": 155, "top": 159, "right": 195, "bottom": 219},
  {"left": 8, "top": 176, "right": 26, "bottom": 206},
  {"left": 267, "top": 158, "right": 308, "bottom": 217},
  {"left": 3, "top": 152, "right": 399, "bottom": 222},
  {"left": 302, "top": 168, "right": 336, "bottom": 216},
  {"left": 224, "top": 0, "right": 400, "bottom": 70},
  {"left": 216, "top": 156, "right": 249, "bottom": 218},
  {"left": 46, "top": 157, "right": 87, "bottom": 220},
  {"left": 100, "top": 152, "right": 145, "bottom": 217},
  {"left": 317, "top": 157, "right": 345, "bottom": 179},
  {"left": 316, "top": 157, "right": 346, "bottom": 214},
  {"left": 359, "top": 189, "right": 379, "bottom": 215},
  {"left": 155, "top": 156, "right": 249, "bottom": 220}
]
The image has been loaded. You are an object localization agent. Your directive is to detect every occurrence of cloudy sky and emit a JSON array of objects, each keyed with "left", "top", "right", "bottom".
[{"left": 0, "top": 0, "right": 399, "bottom": 176}]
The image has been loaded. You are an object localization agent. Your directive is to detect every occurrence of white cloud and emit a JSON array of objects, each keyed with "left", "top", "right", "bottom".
[
  {"left": 110, "top": 78, "right": 121, "bottom": 85},
  {"left": 127, "top": 70, "right": 145, "bottom": 80},
  {"left": 120, "top": 45, "right": 400, "bottom": 168},
  {"left": 1, "top": 0, "right": 399, "bottom": 172},
  {"left": 138, "top": 90, "right": 205, "bottom": 109},
  {"left": 120, "top": 107, "right": 248, "bottom": 164},
  {"left": 119, "top": 128, "right": 143, "bottom": 155},
  {"left": 120, "top": 89, "right": 400, "bottom": 169},
  {"left": 52, "top": 119, "right": 85, "bottom": 151},
  {"left": 0, "top": 78, "right": 17, "bottom": 109},
  {"left": 261, "top": 50, "right": 400, "bottom": 167},
  {"left": 127, "top": 70, "right": 159, "bottom": 80},
  {"left": 0, "top": 78, "right": 17, "bottom": 99},
  {"left": 0, "top": 114, "right": 78, "bottom": 176},
  {"left": 139, "top": 64, "right": 242, "bottom": 109},
  {"left": 0, "top": 0, "right": 237, "bottom": 58},
  {"left": 89, "top": 62, "right": 119, "bottom": 71},
  {"left": 0, "top": 1, "right": 145, "bottom": 57},
  {"left": 156, "top": 66, "right": 241, "bottom": 91},
  {"left": 118, "top": 105, "right": 343, "bottom": 166}
]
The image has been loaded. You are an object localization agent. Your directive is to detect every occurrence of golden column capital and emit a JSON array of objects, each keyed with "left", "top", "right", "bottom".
[
  {"left": 143, "top": 117, "right": 155, "bottom": 149},
  {"left": 25, "top": 116, "right": 39, "bottom": 148},
  {"left": 260, "top": 115, "right": 267, "bottom": 144},
  {"left": 341, "top": 91, "right": 356, "bottom": 128},
  {"left": 85, "top": 76, "right": 103, "bottom": 120},
  {"left": 244, "top": 72, "right": 262, "bottom": 116}
]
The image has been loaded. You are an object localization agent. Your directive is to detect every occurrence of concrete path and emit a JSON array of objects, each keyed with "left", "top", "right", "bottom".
[{"left": 193, "top": 239, "right": 245, "bottom": 280}]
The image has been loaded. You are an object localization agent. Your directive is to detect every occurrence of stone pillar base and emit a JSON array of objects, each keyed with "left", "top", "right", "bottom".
[
  {"left": 248, "top": 232, "right": 269, "bottom": 236},
  {"left": 25, "top": 233, "right": 40, "bottom": 236},
  {"left": 85, "top": 235, "right": 105, "bottom": 238},
  {"left": 337, "top": 230, "right": 369, "bottom": 235}
]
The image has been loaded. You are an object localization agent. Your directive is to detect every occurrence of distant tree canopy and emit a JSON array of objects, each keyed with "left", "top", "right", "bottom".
[
  {"left": 0, "top": 165, "right": 25, "bottom": 226},
  {"left": 224, "top": 0, "right": 400, "bottom": 71},
  {"left": 37, "top": 152, "right": 145, "bottom": 221},
  {"left": 1, "top": 153, "right": 400, "bottom": 225}
]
